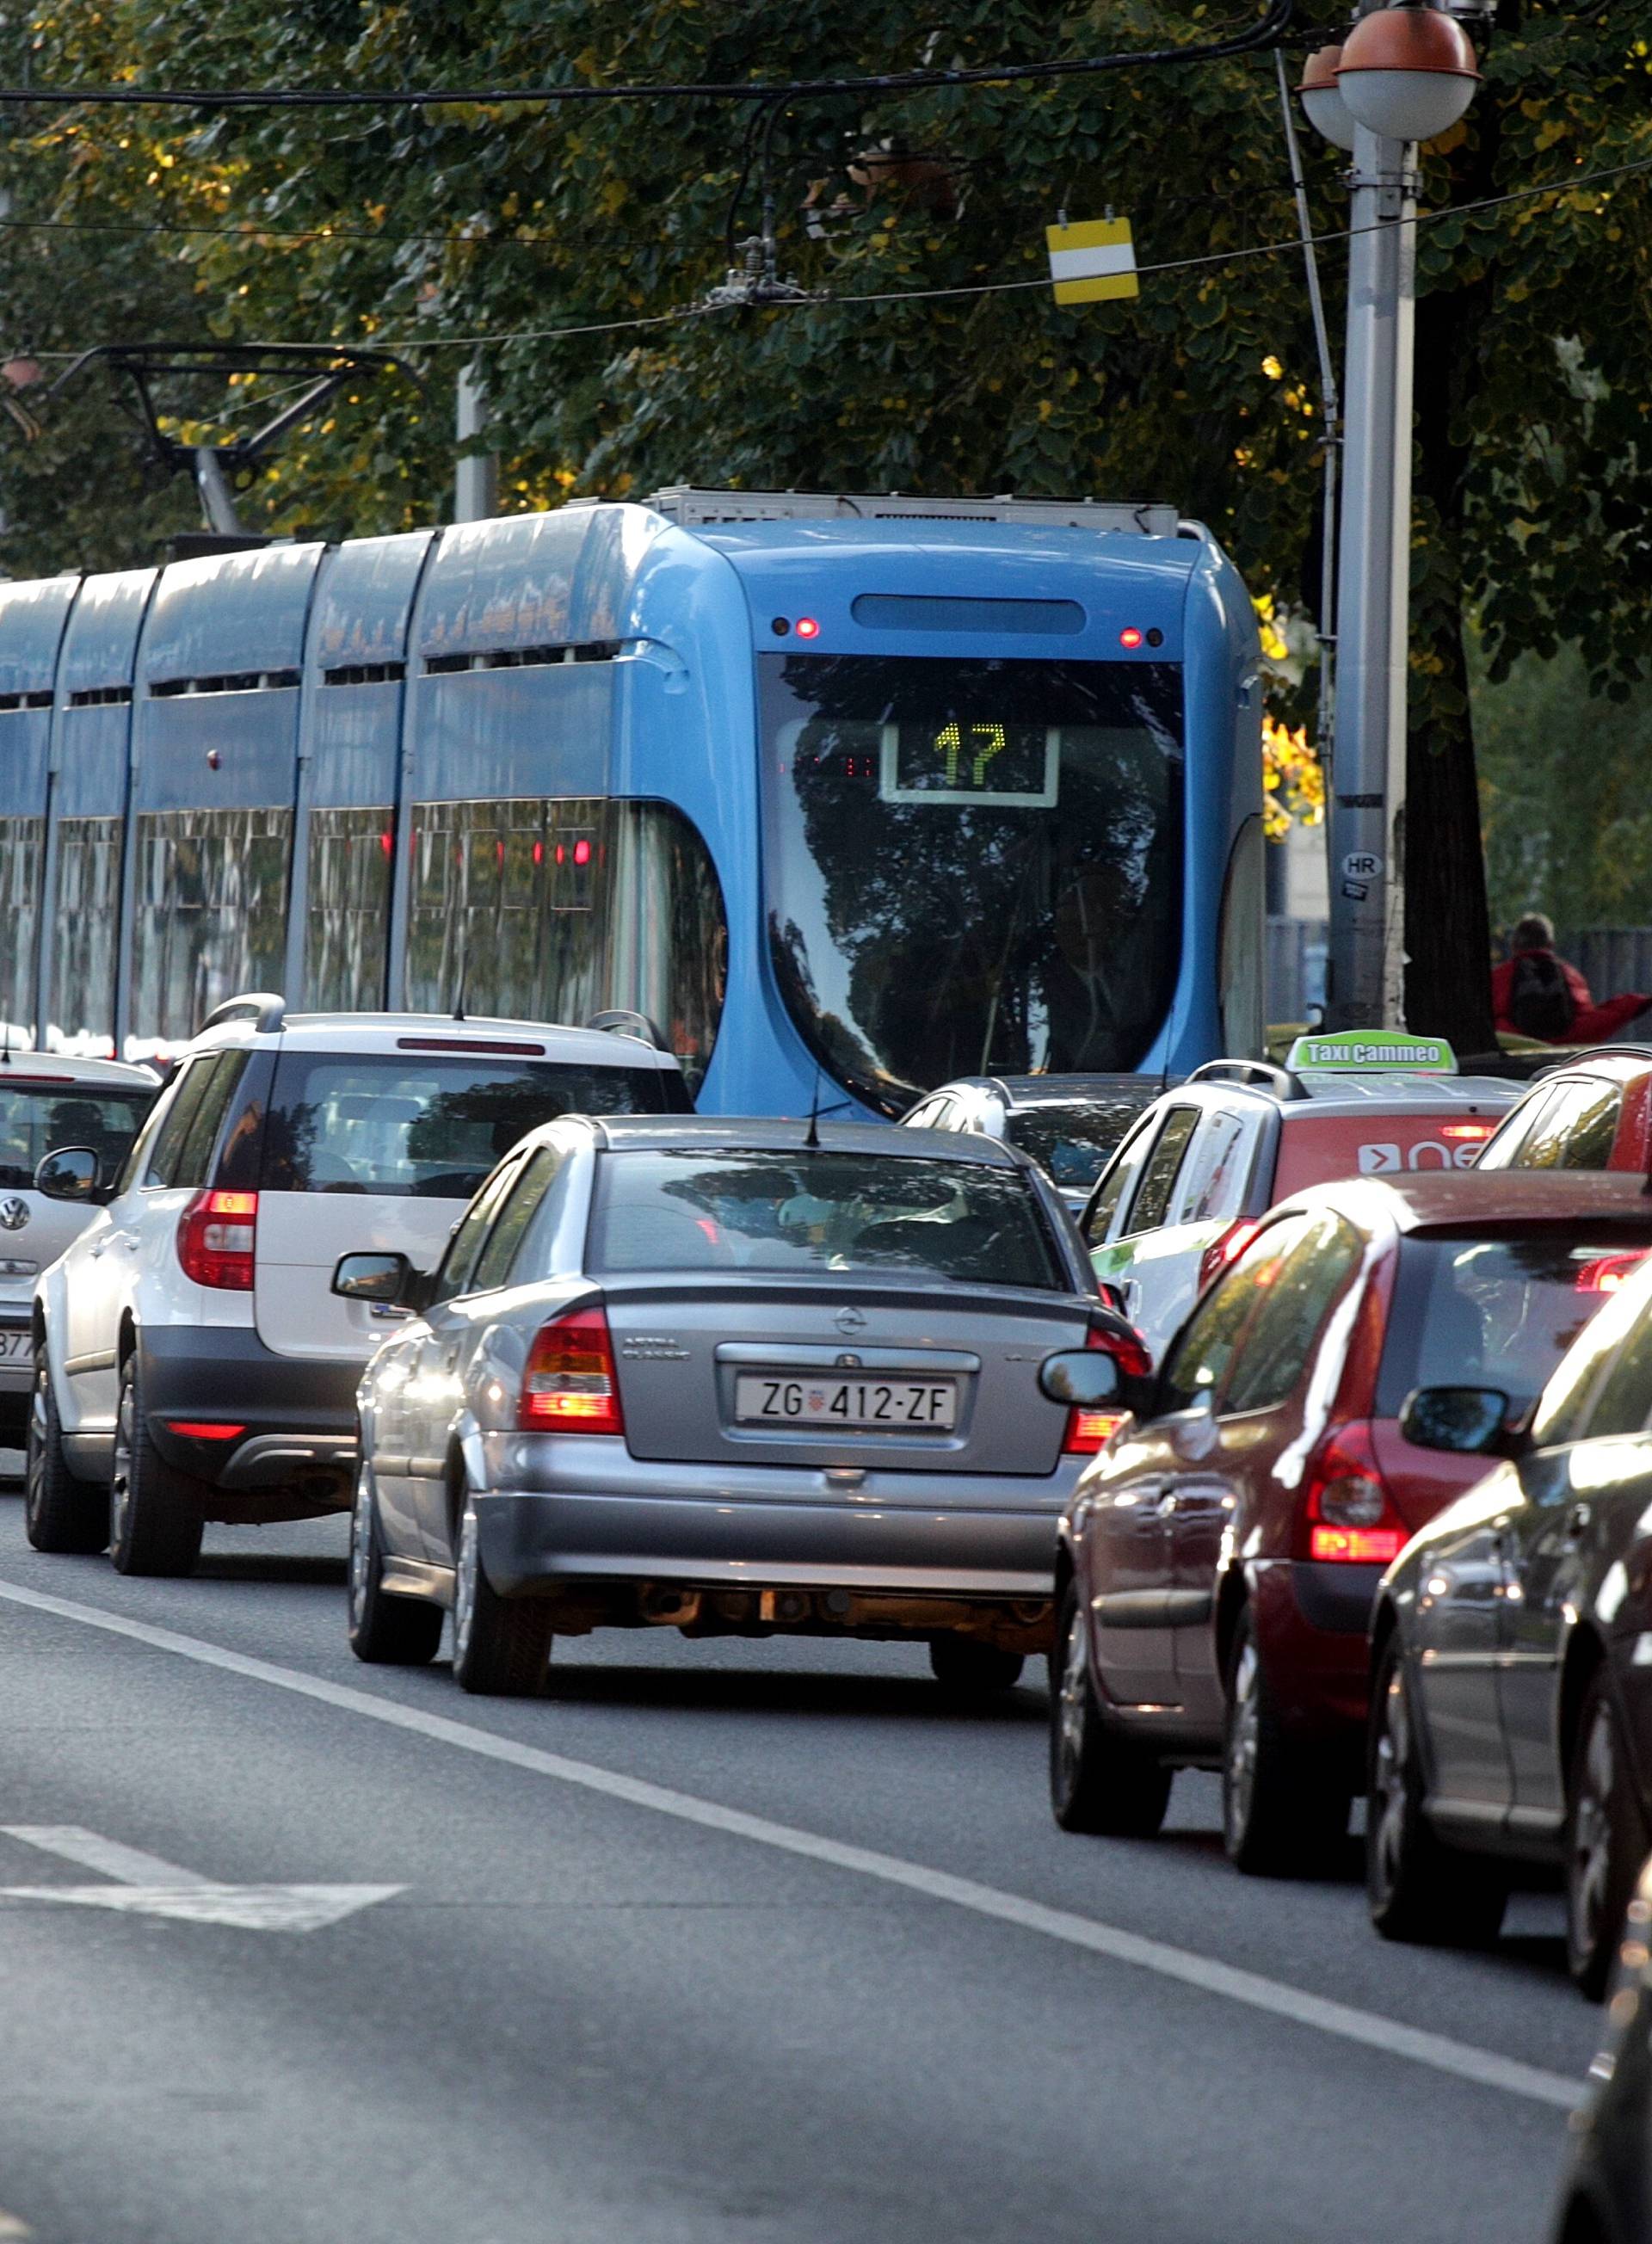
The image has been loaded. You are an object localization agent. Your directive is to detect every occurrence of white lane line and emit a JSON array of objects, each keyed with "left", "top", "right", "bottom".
[
  {"left": 0, "top": 1823, "right": 403, "bottom": 1932},
  {"left": 0, "top": 1578, "right": 1583, "bottom": 2111},
  {"left": 4, "top": 1824, "right": 215, "bottom": 1888}
]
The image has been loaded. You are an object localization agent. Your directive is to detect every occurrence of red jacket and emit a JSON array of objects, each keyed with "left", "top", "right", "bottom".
[{"left": 1491, "top": 947, "right": 1649, "bottom": 1045}]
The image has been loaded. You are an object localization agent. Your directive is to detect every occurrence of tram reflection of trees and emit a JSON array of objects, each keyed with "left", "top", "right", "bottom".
[{"left": 771, "top": 661, "right": 1183, "bottom": 1107}]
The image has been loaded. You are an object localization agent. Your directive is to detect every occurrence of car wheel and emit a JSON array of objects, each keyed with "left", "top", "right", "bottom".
[
  {"left": 347, "top": 1465, "right": 444, "bottom": 1667},
  {"left": 450, "top": 1489, "right": 553, "bottom": 1696},
  {"left": 928, "top": 1635, "right": 1025, "bottom": 1696},
  {"left": 1223, "top": 1607, "right": 1350, "bottom": 1877},
  {"left": 23, "top": 1343, "right": 108, "bottom": 1554},
  {"left": 1566, "top": 1668, "right": 1646, "bottom": 2000},
  {"left": 108, "top": 1352, "right": 204, "bottom": 1579},
  {"left": 1048, "top": 1581, "right": 1172, "bottom": 1836},
  {"left": 1366, "top": 1633, "right": 1507, "bottom": 1946}
]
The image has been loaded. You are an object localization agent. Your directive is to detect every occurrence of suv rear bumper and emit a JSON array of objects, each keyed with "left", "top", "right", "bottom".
[{"left": 139, "top": 1327, "right": 361, "bottom": 1520}]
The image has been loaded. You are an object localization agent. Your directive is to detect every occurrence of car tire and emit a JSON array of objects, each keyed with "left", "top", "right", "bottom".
[
  {"left": 928, "top": 1636, "right": 1025, "bottom": 1696},
  {"left": 1566, "top": 1668, "right": 1646, "bottom": 2000},
  {"left": 1366, "top": 1633, "right": 1507, "bottom": 1947},
  {"left": 108, "top": 1351, "right": 205, "bottom": 1579},
  {"left": 23, "top": 1343, "right": 108, "bottom": 1555},
  {"left": 450, "top": 1489, "right": 553, "bottom": 1696},
  {"left": 1049, "top": 1581, "right": 1173, "bottom": 1836},
  {"left": 347, "top": 1465, "right": 444, "bottom": 1668},
  {"left": 1223, "top": 1607, "right": 1350, "bottom": 1877}
]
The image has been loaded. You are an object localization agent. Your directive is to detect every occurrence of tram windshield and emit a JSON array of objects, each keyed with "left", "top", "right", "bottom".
[{"left": 760, "top": 654, "right": 1184, "bottom": 1117}]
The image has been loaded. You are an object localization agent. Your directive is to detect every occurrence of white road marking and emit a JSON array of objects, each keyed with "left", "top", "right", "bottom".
[
  {"left": 0, "top": 1579, "right": 1585, "bottom": 2110},
  {"left": 0, "top": 1821, "right": 402, "bottom": 1932}
]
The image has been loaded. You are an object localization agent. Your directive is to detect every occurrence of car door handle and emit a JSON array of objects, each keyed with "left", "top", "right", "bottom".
[
  {"left": 1159, "top": 1493, "right": 1180, "bottom": 1516},
  {"left": 1567, "top": 1503, "right": 1590, "bottom": 1540}
]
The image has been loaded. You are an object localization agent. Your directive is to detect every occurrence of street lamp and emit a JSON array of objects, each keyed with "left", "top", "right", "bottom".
[{"left": 1298, "top": 1, "right": 1482, "bottom": 1032}]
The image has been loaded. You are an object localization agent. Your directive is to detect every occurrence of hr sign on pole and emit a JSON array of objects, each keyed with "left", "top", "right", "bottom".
[{"left": 1046, "top": 217, "right": 1139, "bottom": 305}]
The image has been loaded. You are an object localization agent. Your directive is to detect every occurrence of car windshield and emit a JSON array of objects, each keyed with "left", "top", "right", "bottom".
[
  {"left": 1376, "top": 1230, "right": 1652, "bottom": 1416},
  {"left": 263, "top": 1052, "right": 674, "bottom": 1199},
  {"left": 760, "top": 653, "right": 1184, "bottom": 1116},
  {"left": 588, "top": 1150, "right": 1065, "bottom": 1288},
  {"left": 1007, "top": 1097, "right": 1159, "bottom": 1191},
  {"left": 0, "top": 1079, "right": 152, "bottom": 1191}
]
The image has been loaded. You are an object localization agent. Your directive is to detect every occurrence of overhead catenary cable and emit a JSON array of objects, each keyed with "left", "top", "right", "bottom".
[
  {"left": 0, "top": 2, "right": 1294, "bottom": 111},
  {"left": 15, "top": 147, "right": 1648, "bottom": 367}
]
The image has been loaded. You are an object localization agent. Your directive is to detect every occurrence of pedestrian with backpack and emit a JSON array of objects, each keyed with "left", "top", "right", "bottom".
[{"left": 1491, "top": 913, "right": 1652, "bottom": 1045}]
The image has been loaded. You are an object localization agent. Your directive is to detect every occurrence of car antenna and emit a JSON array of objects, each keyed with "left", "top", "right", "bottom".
[{"left": 804, "top": 1063, "right": 823, "bottom": 1151}]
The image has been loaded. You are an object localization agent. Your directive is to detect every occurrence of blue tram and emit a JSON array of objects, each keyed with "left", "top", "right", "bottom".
[{"left": 0, "top": 490, "right": 1263, "bottom": 1115}]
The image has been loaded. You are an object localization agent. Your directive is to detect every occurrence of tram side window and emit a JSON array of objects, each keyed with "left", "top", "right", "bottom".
[
  {"left": 305, "top": 805, "right": 392, "bottom": 1013},
  {"left": 130, "top": 808, "right": 291, "bottom": 1048},
  {"left": 404, "top": 798, "right": 725, "bottom": 1092},
  {"left": 0, "top": 813, "right": 44, "bottom": 1044},
  {"left": 46, "top": 816, "right": 122, "bottom": 1057}
]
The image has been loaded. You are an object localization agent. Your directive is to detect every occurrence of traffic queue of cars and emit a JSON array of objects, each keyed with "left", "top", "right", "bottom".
[{"left": 13, "top": 1005, "right": 1652, "bottom": 2224}]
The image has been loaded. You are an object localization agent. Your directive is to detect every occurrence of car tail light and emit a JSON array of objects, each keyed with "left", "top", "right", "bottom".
[
  {"left": 176, "top": 1190, "right": 257, "bottom": 1291},
  {"left": 1063, "top": 1324, "right": 1150, "bottom": 1456},
  {"left": 1299, "top": 1418, "right": 1408, "bottom": 1565},
  {"left": 1575, "top": 1250, "right": 1651, "bottom": 1294},
  {"left": 1199, "top": 1218, "right": 1260, "bottom": 1293},
  {"left": 164, "top": 1421, "right": 246, "bottom": 1440},
  {"left": 519, "top": 1304, "right": 625, "bottom": 1436}
]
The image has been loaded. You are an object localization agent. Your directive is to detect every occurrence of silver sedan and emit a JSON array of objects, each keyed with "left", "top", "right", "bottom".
[{"left": 334, "top": 1117, "right": 1147, "bottom": 1697}]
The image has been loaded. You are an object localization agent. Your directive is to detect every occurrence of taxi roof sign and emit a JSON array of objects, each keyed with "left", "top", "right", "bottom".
[{"left": 1286, "top": 1031, "right": 1457, "bottom": 1074}]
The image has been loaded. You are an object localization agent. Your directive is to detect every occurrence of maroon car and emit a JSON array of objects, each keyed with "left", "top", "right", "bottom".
[{"left": 1041, "top": 1172, "right": 1652, "bottom": 1876}]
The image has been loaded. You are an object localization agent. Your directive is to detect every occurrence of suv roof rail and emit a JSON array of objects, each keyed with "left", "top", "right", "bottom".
[
  {"left": 1187, "top": 1058, "right": 1302, "bottom": 1100},
  {"left": 197, "top": 991, "right": 287, "bottom": 1036},
  {"left": 586, "top": 1008, "right": 664, "bottom": 1050}
]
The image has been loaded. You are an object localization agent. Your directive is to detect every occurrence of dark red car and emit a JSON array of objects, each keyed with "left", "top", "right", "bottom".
[{"left": 1045, "top": 1172, "right": 1652, "bottom": 1876}]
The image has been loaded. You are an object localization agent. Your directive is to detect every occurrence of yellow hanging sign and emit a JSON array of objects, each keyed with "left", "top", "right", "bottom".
[{"left": 1045, "top": 216, "right": 1139, "bottom": 305}]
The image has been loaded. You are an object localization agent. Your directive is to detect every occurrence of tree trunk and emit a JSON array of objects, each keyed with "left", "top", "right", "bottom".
[{"left": 1401, "top": 153, "right": 1500, "bottom": 1057}]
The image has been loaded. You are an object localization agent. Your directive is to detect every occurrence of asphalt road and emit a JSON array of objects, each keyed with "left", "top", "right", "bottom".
[{"left": 0, "top": 1498, "right": 1603, "bottom": 2244}]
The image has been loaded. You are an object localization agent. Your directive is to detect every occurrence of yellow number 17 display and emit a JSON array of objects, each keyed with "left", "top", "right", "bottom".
[{"left": 934, "top": 720, "right": 1008, "bottom": 788}]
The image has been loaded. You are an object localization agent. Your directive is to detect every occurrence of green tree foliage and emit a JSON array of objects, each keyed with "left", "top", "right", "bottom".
[{"left": 0, "top": 2, "right": 1646, "bottom": 1039}]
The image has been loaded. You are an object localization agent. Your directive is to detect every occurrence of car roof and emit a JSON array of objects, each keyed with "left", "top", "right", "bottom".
[
  {"left": 0, "top": 1052, "right": 157, "bottom": 1088},
  {"left": 1266, "top": 1170, "right": 1652, "bottom": 1237},
  {"left": 184, "top": 1010, "right": 679, "bottom": 1068},
  {"left": 1521, "top": 1045, "right": 1652, "bottom": 1084},
  {"left": 1166, "top": 1065, "right": 1517, "bottom": 1119},
  {"left": 926, "top": 1073, "right": 1175, "bottom": 1109},
  {"left": 577, "top": 1115, "right": 1028, "bottom": 1168}
]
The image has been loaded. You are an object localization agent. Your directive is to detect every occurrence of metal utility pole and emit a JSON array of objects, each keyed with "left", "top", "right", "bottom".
[
  {"left": 453, "top": 361, "right": 498, "bottom": 522},
  {"left": 1324, "top": 106, "right": 1417, "bottom": 1031}
]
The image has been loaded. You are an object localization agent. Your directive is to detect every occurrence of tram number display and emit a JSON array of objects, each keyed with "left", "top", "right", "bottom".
[{"left": 880, "top": 718, "right": 1060, "bottom": 807}]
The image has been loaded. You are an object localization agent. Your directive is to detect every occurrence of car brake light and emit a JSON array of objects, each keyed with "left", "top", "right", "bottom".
[
  {"left": 1199, "top": 1218, "right": 1260, "bottom": 1293},
  {"left": 176, "top": 1189, "right": 257, "bottom": 1291},
  {"left": 1300, "top": 1418, "right": 1409, "bottom": 1565},
  {"left": 164, "top": 1421, "right": 246, "bottom": 1440},
  {"left": 1063, "top": 1324, "right": 1149, "bottom": 1456},
  {"left": 1575, "top": 1250, "right": 1651, "bottom": 1294},
  {"left": 1439, "top": 1121, "right": 1495, "bottom": 1142},
  {"left": 520, "top": 1304, "right": 625, "bottom": 1436}
]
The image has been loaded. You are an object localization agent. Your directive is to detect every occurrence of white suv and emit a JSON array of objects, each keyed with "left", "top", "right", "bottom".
[
  {"left": 26, "top": 999, "right": 688, "bottom": 1575},
  {"left": 0, "top": 1053, "right": 159, "bottom": 1450}
]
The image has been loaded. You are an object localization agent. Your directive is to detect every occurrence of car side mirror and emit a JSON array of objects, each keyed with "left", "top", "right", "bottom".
[
  {"left": 1039, "top": 1349, "right": 1123, "bottom": 1409},
  {"left": 34, "top": 1146, "right": 102, "bottom": 1204},
  {"left": 332, "top": 1250, "right": 416, "bottom": 1307},
  {"left": 1399, "top": 1384, "right": 1513, "bottom": 1456}
]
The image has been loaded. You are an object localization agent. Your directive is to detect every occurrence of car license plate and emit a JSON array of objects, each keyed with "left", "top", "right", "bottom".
[
  {"left": 0, "top": 1332, "right": 29, "bottom": 1364},
  {"left": 734, "top": 1373, "right": 957, "bottom": 1431}
]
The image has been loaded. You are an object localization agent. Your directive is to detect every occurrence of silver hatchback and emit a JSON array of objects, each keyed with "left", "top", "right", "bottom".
[{"left": 336, "top": 1118, "right": 1144, "bottom": 1696}]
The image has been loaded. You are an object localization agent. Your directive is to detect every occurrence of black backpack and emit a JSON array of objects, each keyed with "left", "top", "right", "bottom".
[{"left": 1507, "top": 949, "right": 1576, "bottom": 1042}]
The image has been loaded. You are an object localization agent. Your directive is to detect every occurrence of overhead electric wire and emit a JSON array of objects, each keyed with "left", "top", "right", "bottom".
[{"left": 0, "top": 1, "right": 1294, "bottom": 111}]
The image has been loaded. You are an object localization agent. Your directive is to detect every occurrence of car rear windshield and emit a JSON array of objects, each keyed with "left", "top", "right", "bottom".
[
  {"left": 0, "top": 1080, "right": 152, "bottom": 1192},
  {"left": 588, "top": 1150, "right": 1066, "bottom": 1288},
  {"left": 1007, "top": 1096, "right": 1158, "bottom": 1191},
  {"left": 263, "top": 1052, "right": 675, "bottom": 1199},
  {"left": 1375, "top": 1230, "right": 1652, "bottom": 1417}
]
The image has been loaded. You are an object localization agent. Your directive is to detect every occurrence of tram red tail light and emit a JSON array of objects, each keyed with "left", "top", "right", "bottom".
[
  {"left": 794, "top": 616, "right": 821, "bottom": 639},
  {"left": 519, "top": 1304, "right": 625, "bottom": 1436},
  {"left": 1119, "top": 627, "right": 1144, "bottom": 649},
  {"left": 176, "top": 1190, "right": 257, "bottom": 1292}
]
